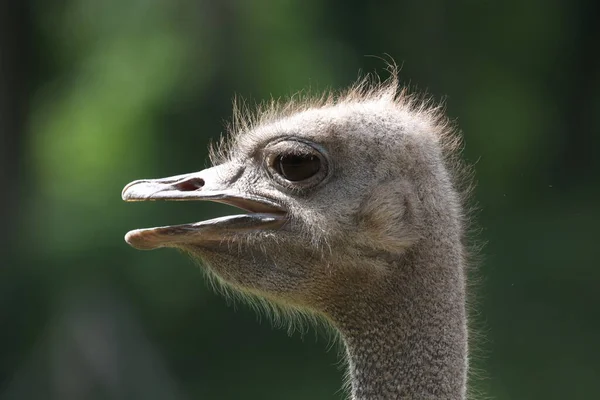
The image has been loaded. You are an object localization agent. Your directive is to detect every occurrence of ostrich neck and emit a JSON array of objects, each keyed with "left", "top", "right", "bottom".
[{"left": 330, "top": 247, "right": 468, "bottom": 400}]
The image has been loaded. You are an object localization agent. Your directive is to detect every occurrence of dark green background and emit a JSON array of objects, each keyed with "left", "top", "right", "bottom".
[{"left": 1, "top": 0, "right": 598, "bottom": 399}]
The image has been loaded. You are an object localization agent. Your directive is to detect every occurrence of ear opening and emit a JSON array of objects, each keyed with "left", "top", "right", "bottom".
[{"left": 355, "top": 180, "right": 423, "bottom": 254}]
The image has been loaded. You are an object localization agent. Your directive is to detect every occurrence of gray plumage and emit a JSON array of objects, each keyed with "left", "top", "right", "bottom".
[{"left": 122, "top": 72, "right": 472, "bottom": 400}]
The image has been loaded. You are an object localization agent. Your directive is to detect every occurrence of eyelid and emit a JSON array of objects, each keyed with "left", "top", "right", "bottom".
[
  {"left": 263, "top": 137, "right": 329, "bottom": 156},
  {"left": 262, "top": 138, "right": 332, "bottom": 191}
]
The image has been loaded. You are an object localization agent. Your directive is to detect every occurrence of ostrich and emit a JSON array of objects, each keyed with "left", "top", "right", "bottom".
[{"left": 122, "top": 73, "right": 473, "bottom": 400}]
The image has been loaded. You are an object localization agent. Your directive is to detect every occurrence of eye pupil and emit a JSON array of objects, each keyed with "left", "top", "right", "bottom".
[{"left": 274, "top": 153, "right": 321, "bottom": 181}]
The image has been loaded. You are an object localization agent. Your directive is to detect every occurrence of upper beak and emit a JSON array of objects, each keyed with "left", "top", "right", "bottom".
[{"left": 121, "top": 165, "right": 286, "bottom": 250}]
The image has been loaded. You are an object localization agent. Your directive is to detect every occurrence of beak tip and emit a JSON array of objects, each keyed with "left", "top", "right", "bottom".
[
  {"left": 121, "top": 190, "right": 133, "bottom": 201},
  {"left": 122, "top": 180, "right": 149, "bottom": 202},
  {"left": 121, "top": 180, "right": 138, "bottom": 201},
  {"left": 124, "top": 230, "right": 135, "bottom": 244},
  {"left": 125, "top": 230, "right": 160, "bottom": 250}
]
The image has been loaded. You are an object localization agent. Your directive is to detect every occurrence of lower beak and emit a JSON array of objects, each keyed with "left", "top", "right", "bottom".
[{"left": 121, "top": 167, "right": 286, "bottom": 250}]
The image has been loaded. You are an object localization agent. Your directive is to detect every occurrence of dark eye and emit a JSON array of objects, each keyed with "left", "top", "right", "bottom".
[{"left": 273, "top": 153, "right": 321, "bottom": 181}]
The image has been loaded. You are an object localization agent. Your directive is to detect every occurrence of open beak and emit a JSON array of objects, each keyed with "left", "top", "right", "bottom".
[{"left": 121, "top": 165, "right": 286, "bottom": 250}]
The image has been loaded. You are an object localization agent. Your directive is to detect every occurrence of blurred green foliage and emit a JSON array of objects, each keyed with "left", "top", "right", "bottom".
[{"left": 1, "top": 0, "right": 598, "bottom": 399}]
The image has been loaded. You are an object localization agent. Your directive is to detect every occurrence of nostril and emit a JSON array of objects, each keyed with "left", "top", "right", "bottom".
[{"left": 175, "top": 178, "right": 205, "bottom": 191}]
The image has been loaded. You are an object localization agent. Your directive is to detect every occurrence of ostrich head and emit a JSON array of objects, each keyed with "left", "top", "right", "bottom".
[{"left": 122, "top": 74, "right": 470, "bottom": 399}]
